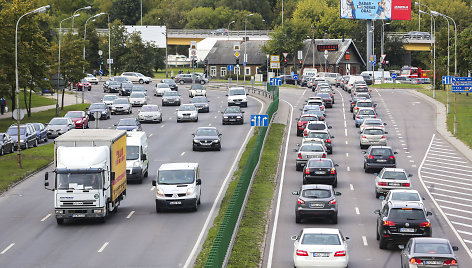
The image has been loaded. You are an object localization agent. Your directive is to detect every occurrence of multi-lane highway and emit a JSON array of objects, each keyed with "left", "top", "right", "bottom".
[
  {"left": 264, "top": 86, "right": 472, "bottom": 267},
  {"left": 0, "top": 81, "right": 266, "bottom": 267}
]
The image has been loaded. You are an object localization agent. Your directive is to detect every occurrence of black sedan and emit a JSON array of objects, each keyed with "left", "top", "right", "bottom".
[
  {"left": 160, "top": 79, "right": 178, "bottom": 91},
  {"left": 363, "top": 146, "right": 397, "bottom": 172},
  {"left": 303, "top": 158, "right": 338, "bottom": 187},
  {"left": 222, "top": 106, "right": 244, "bottom": 125},
  {"left": 87, "top": 103, "right": 111, "bottom": 120},
  {"left": 0, "top": 133, "right": 15, "bottom": 155},
  {"left": 103, "top": 80, "right": 121, "bottom": 93},
  {"left": 119, "top": 82, "right": 133, "bottom": 96},
  {"left": 316, "top": 92, "right": 333, "bottom": 108},
  {"left": 192, "top": 127, "right": 222, "bottom": 151},
  {"left": 400, "top": 238, "right": 458, "bottom": 267},
  {"left": 292, "top": 184, "right": 341, "bottom": 224},
  {"left": 191, "top": 96, "right": 210, "bottom": 113}
]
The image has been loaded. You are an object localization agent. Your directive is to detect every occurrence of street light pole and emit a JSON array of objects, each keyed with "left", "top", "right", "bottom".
[
  {"left": 105, "top": 13, "right": 111, "bottom": 79},
  {"left": 227, "top": 20, "right": 235, "bottom": 41},
  {"left": 84, "top": 13, "right": 105, "bottom": 103},
  {"left": 244, "top": 13, "right": 253, "bottom": 85},
  {"left": 15, "top": 5, "right": 50, "bottom": 168},
  {"left": 417, "top": 3, "right": 436, "bottom": 98},
  {"left": 58, "top": 14, "right": 80, "bottom": 117},
  {"left": 381, "top": 21, "right": 390, "bottom": 83},
  {"left": 72, "top": 6, "right": 91, "bottom": 29}
]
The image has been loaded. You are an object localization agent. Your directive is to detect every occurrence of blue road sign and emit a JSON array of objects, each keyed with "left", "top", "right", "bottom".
[
  {"left": 452, "top": 77, "right": 472, "bottom": 83},
  {"left": 391, "top": 73, "right": 397, "bottom": 79},
  {"left": 243, "top": 62, "right": 247, "bottom": 67},
  {"left": 251, "top": 115, "right": 269, "bottom": 127},
  {"left": 452, "top": 85, "right": 471, "bottom": 93},
  {"left": 372, "top": 61, "right": 376, "bottom": 66},
  {"left": 227, "top": 65, "right": 234, "bottom": 71},
  {"left": 442, "top": 76, "right": 454, "bottom": 85},
  {"left": 98, "top": 69, "right": 103, "bottom": 75},
  {"left": 293, "top": 74, "right": 299, "bottom": 80},
  {"left": 270, "top": 78, "right": 282, "bottom": 86}
]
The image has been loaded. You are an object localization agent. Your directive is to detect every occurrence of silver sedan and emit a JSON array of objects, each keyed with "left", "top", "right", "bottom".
[
  {"left": 295, "top": 143, "right": 327, "bottom": 171},
  {"left": 360, "top": 128, "right": 387, "bottom": 149},
  {"left": 375, "top": 168, "right": 412, "bottom": 198}
]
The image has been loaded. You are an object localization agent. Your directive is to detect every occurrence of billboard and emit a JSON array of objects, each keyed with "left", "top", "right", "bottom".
[
  {"left": 340, "top": 0, "right": 411, "bottom": 20},
  {"left": 124, "top": 25, "right": 167, "bottom": 48}
]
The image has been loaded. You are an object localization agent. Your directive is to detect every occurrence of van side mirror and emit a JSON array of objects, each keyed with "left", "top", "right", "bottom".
[
  {"left": 111, "top": 172, "right": 115, "bottom": 181},
  {"left": 141, "top": 154, "right": 147, "bottom": 161},
  {"left": 452, "top": 246, "right": 459, "bottom": 251},
  {"left": 196, "top": 179, "right": 202, "bottom": 185},
  {"left": 374, "top": 209, "right": 380, "bottom": 215},
  {"left": 152, "top": 180, "right": 156, "bottom": 186}
]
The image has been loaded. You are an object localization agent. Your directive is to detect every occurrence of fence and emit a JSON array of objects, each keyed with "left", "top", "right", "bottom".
[{"left": 204, "top": 87, "right": 279, "bottom": 268}]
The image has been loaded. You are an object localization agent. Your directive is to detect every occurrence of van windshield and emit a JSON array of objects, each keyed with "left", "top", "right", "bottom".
[
  {"left": 229, "top": 89, "right": 245, "bottom": 96},
  {"left": 158, "top": 170, "right": 194, "bottom": 184},
  {"left": 126, "top": 146, "right": 139, "bottom": 160}
]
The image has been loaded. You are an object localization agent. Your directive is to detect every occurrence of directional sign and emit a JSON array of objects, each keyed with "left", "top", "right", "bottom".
[
  {"left": 98, "top": 50, "right": 103, "bottom": 56},
  {"left": 227, "top": 65, "right": 234, "bottom": 71},
  {"left": 452, "top": 77, "right": 472, "bottom": 84},
  {"left": 293, "top": 74, "right": 299, "bottom": 80},
  {"left": 251, "top": 114, "right": 269, "bottom": 127},
  {"left": 391, "top": 73, "right": 397, "bottom": 79},
  {"left": 442, "top": 76, "right": 454, "bottom": 85},
  {"left": 298, "top": 50, "right": 303, "bottom": 60},
  {"left": 452, "top": 86, "right": 471, "bottom": 93},
  {"left": 270, "top": 62, "right": 280, "bottom": 69},
  {"left": 270, "top": 78, "right": 282, "bottom": 86},
  {"left": 98, "top": 69, "right": 103, "bottom": 75},
  {"left": 234, "top": 51, "right": 240, "bottom": 57},
  {"left": 107, "top": 59, "right": 113, "bottom": 64}
]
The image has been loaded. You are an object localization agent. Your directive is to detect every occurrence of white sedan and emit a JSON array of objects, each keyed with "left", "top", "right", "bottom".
[
  {"left": 176, "top": 104, "right": 198, "bottom": 122},
  {"left": 121, "top": 72, "right": 152, "bottom": 84},
  {"left": 154, "top": 83, "right": 172, "bottom": 96},
  {"left": 292, "top": 228, "right": 349, "bottom": 268},
  {"left": 374, "top": 168, "right": 412, "bottom": 198},
  {"left": 138, "top": 105, "right": 162, "bottom": 123},
  {"left": 128, "top": 92, "right": 147, "bottom": 107},
  {"left": 84, "top": 74, "right": 99, "bottom": 84}
]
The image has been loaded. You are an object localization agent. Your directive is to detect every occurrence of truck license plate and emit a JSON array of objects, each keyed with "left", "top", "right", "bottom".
[
  {"left": 169, "top": 201, "right": 182, "bottom": 205},
  {"left": 72, "top": 214, "right": 85, "bottom": 218}
]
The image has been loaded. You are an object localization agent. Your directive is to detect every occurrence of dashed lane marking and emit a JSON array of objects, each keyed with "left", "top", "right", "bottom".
[
  {"left": 355, "top": 207, "right": 360, "bottom": 215},
  {"left": 98, "top": 242, "right": 109, "bottom": 253},
  {"left": 0, "top": 243, "right": 15, "bottom": 255},
  {"left": 362, "top": 236, "right": 368, "bottom": 246},
  {"left": 126, "top": 211, "right": 135, "bottom": 219},
  {"left": 41, "top": 214, "right": 51, "bottom": 222},
  {"left": 350, "top": 184, "right": 354, "bottom": 191}
]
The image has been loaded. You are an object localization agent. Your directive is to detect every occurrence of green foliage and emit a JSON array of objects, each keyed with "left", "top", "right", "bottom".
[
  {"left": 263, "top": 19, "right": 309, "bottom": 57},
  {"left": 121, "top": 32, "right": 157, "bottom": 77},
  {"left": 110, "top": 0, "right": 140, "bottom": 25}
]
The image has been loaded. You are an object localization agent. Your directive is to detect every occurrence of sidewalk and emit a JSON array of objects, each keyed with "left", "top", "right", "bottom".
[{"left": 0, "top": 92, "right": 88, "bottom": 120}]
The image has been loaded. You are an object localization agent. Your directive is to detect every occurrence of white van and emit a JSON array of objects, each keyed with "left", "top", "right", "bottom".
[
  {"left": 227, "top": 87, "right": 248, "bottom": 107},
  {"left": 346, "top": 75, "right": 365, "bottom": 93},
  {"left": 126, "top": 131, "right": 149, "bottom": 183},
  {"left": 360, "top": 71, "right": 392, "bottom": 82},
  {"left": 152, "top": 163, "right": 201, "bottom": 212}
]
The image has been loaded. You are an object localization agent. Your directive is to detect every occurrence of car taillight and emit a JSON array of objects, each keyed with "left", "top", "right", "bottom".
[
  {"left": 330, "top": 168, "right": 336, "bottom": 174},
  {"left": 334, "top": 251, "right": 346, "bottom": 257},
  {"left": 304, "top": 131, "right": 308, "bottom": 137},
  {"left": 383, "top": 220, "right": 396, "bottom": 226},
  {"left": 444, "top": 259, "right": 457, "bottom": 265},
  {"left": 298, "top": 153, "right": 302, "bottom": 159},
  {"left": 296, "top": 249, "right": 308, "bottom": 256},
  {"left": 373, "top": 115, "right": 377, "bottom": 118},
  {"left": 305, "top": 168, "right": 310, "bottom": 175},
  {"left": 378, "top": 182, "right": 387, "bottom": 186},
  {"left": 402, "top": 183, "right": 410, "bottom": 187},
  {"left": 410, "top": 258, "right": 423, "bottom": 264},
  {"left": 322, "top": 153, "right": 326, "bottom": 158},
  {"left": 420, "top": 221, "right": 431, "bottom": 227},
  {"left": 326, "top": 139, "right": 331, "bottom": 143},
  {"left": 362, "top": 135, "right": 367, "bottom": 139},
  {"left": 328, "top": 199, "right": 336, "bottom": 205},
  {"left": 388, "top": 156, "right": 395, "bottom": 160},
  {"left": 320, "top": 116, "right": 325, "bottom": 120},
  {"left": 356, "top": 116, "right": 360, "bottom": 119},
  {"left": 381, "top": 136, "right": 386, "bottom": 139},
  {"left": 297, "top": 198, "right": 305, "bottom": 204},
  {"left": 367, "top": 155, "right": 374, "bottom": 159}
]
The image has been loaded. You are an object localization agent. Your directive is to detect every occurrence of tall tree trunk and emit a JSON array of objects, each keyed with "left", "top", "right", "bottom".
[
  {"left": 27, "top": 85, "right": 32, "bottom": 117},
  {"left": 61, "top": 87, "right": 65, "bottom": 110}
]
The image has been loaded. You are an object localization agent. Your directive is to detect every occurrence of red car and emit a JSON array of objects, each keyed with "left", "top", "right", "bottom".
[
  {"left": 74, "top": 79, "right": 92, "bottom": 91},
  {"left": 296, "top": 114, "right": 319, "bottom": 136},
  {"left": 64, "top": 111, "right": 89, "bottom": 129}
]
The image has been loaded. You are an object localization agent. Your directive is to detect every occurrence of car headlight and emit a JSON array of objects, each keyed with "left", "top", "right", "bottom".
[
  {"left": 213, "top": 139, "right": 219, "bottom": 143},
  {"left": 193, "top": 139, "right": 199, "bottom": 143},
  {"left": 156, "top": 188, "right": 164, "bottom": 197},
  {"left": 224, "top": 116, "right": 228, "bottom": 119},
  {"left": 186, "top": 187, "right": 195, "bottom": 195},
  {"left": 133, "top": 161, "right": 140, "bottom": 167},
  {"left": 237, "top": 116, "right": 242, "bottom": 118},
  {"left": 102, "top": 111, "right": 107, "bottom": 114}
]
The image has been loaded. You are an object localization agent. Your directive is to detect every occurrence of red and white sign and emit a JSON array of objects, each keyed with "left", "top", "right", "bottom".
[{"left": 391, "top": 0, "right": 411, "bottom": 21}]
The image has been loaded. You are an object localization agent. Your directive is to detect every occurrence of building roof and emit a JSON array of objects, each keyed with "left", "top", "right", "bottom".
[
  {"left": 301, "top": 39, "right": 366, "bottom": 66},
  {"left": 206, "top": 40, "right": 267, "bottom": 65}
]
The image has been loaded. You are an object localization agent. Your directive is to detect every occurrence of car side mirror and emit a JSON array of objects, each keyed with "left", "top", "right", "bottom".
[
  {"left": 362, "top": 151, "right": 366, "bottom": 154},
  {"left": 335, "top": 192, "right": 341, "bottom": 196},
  {"left": 291, "top": 235, "right": 297, "bottom": 241},
  {"left": 374, "top": 210, "right": 380, "bottom": 215},
  {"left": 374, "top": 104, "right": 377, "bottom": 107},
  {"left": 114, "top": 123, "right": 117, "bottom": 126},
  {"left": 242, "top": 111, "right": 245, "bottom": 113},
  {"left": 379, "top": 195, "right": 385, "bottom": 200},
  {"left": 394, "top": 152, "right": 398, "bottom": 154},
  {"left": 141, "top": 154, "right": 147, "bottom": 161},
  {"left": 334, "top": 164, "right": 339, "bottom": 167},
  {"left": 328, "top": 126, "right": 332, "bottom": 129},
  {"left": 398, "top": 245, "right": 405, "bottom": 250},
  {"left": 384, "top": 123, "right": 387, "bottom": 125},
  {"left": 292, "top": 149, "right": 297, "bottom": 152},
  {"left": 452, "top": 246, "right": 459, "bottom": 251},
  {"left": 85, "top": 107, "right": 88, "bottom": 110},
  {"left": 196, "top": 179, "right": 202, "bottom": 185},
  {"left": 385, "top": 131, "right": 389, "bottom": 134},
  {"left": 331, "top": 136, "right": 334, "bottom": 138},
  {"left": 408, "top": 174, "right": 413, "bottom": 177},
  {"left": 422, "top": 197, "right": 426, "bottom": 200},
  {"left": 295, "top": 118, "right": 299, "bottom": 121},
  {"left": 292, "top": 191, "right": 299, "bottom": 195},
  {"left": 426, "top": 211, "right": 433, "bottom": 216},
  {"left": 225, "top": 94, "right": 228, "bottom": 96},
  {"left": 152, "top": 180, "right": 156, "bottom": 186},
  {"left": 344, "top": 236, "right": 350, "bottom": 241}
]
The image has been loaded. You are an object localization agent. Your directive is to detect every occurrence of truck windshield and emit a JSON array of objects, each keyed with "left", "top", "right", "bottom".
[
  {"left": 57, "top": 172, "right": 102, "bottom": 190},
  {"left": 127, "top": 146, "right": 139, "bottom": 160},
  {"left": 158, "top": 170, "right": 194, "bottom": 184}
]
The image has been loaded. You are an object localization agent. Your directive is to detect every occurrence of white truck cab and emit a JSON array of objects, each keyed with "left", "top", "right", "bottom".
[
  {"left": 152, "top": 163, "right": 201, "bottom": 212},
  {"left": 126, "top": 131, "right": 149, "bottom": 183},
  {"left": 227, "top": 87, "right": 248, "bottom": 107}
]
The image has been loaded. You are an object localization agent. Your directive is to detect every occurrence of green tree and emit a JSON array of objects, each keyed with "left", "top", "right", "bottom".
[
  {"left": 262, "top": 19, "right": 309, "bottom": 60},
  {"left": 110, "top": 0, "right": 140, "bottom": 25},
  {"left": 121, "top": 32, "right": 156, "bottom": 76},
  {"left": 107, "top": 20, "right": 128, "bottom": 76}
]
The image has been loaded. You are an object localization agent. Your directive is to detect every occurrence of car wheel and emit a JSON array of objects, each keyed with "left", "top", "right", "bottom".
[
  {"left": 295, "top": 214, "right": 301, "bottom": 224},
  {"left": 155, "top": 200, "right": 161, "bottom": 213},
  {"left": 179, "top": 80, "right": 184, "bottom": 85},
  {"left": 56, "top": 218, "right": 64, "bottom": 225},
  {"left": 195, "top": 117, "right": 198, "bottom": 122},
  {"left": 296, "top": 164, "right": 301, "bottom": 171},
  {"left": 296, "top": 130, "right": 302, "bottom": 136},
  {"left": 375, "top": 191, "right": 381, "bottom": 199},
  {"left": 0, "top": 147, "right": 3, "bottom": 156},
  {"left": 34, "top": 139, "right": 38, "bottom": 147},
  {"left": 331, "top": 215, "right": 338, "bottom": 224},
  {"left": 200, "top": 80, "right": 205, "bottom": 85},
  {"left": 379, "top": 237, "right": 388, "bottom": 249},
  {"left": 11, "top": 145, "right": 15, "bottom": 153},
  {"left": 139, "top": 79, "right": 144, "bottom": 84},
  {"left": 193, "top": 145, "right": 197, "bottom": 151},
  {"left": 217, "top": 145, "right": 221, "bottom": 151},
  {"left": 192, "top": 199, "right": 198, "bottom": 211}
]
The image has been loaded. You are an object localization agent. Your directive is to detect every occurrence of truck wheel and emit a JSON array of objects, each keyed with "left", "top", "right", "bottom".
[
  {"left": 155, "top": 200, "right": 161, "bottom": 213},
  {"left": 192, "top": 200, "right": 198, "bottom": 211},
  {"left": 56, "top": 218, "right": 64, "bottom": 225}
]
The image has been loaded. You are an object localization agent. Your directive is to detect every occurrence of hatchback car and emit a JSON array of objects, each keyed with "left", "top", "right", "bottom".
[
  {"left": 303, "top": 121, "right": 331, "bottom": 137},
  {"left": 29, "top": 122, "right": 48, "bottom": 143},
  {"left": 121, "top": 72, "right": 152, "bottom": 84},
  {"left": 380, "top": 189, "right": 425, "bottom": 210},
  {"left": 115, "top": 118, "right": 142, "bottom": 131},
  {"left": 400, "top": 237, "right": 459, "bottom": 268},
  {"left": 316, "top": 92, "right": 334, "bottom": 108},
  {"left": 191, "top": 96, "right": 210, "bottom": 113},
  {"left": 102, "top": 94, "right": 117, "bottom": 106},
  {"left": 64, "top": 111, "right": 89, "bottom": 129},
  {"left": 375, "top": 202, "right": 432, "bottom": 249},
  {"left": 292, "top": 228, "right": 349, "bottom": 268},
  {"left": 222, "top": 106, "right": 244, "bottom": 125},
  {"left": 138, "top": 105, "right": 162, "bottom": 123},
  {"left": 302, "top": 130, "right": 334, "bottom": 154},
  {"left": 303, "top": 158, "right": 338, "bottom": 187},
  {"left": 0, "top": 133, "right": 15, "bottom": 155},
  {"left": 360, "top": 128, "right": 388, "bottom": 149},
  {"left": 162, "top": 91, "right": 181, "bottom": 106},
  {"left": 103, "top": 80, "right": 121, "bottom": 93},
  {"left": 175, "top": 74, "right": 205, "bottom": 85},
  {"left": 111, "top": 98, "right": 132, "bottom": 114},
  {"left": 349, "top": 97, "right": 367, "bottom": 112},
  {"left": 87, "top": 102, "right": 111, "bottom": 120},
  {"left": 293, "top": 185, "right": 341, "bottom": 224},
  {"left": 75, "top": 79, "right": 91, "bottom": 91},
  {"left": 84, "top": 74, "right": 99, "bottom": 84},
  {"left": 177, "top": 104, "right": 198, "bottom": 122},
  {"left": 45, "top": 117, "right": 75, "bottom": 138},
  {"left": 296, "top": 143, "right": 327, "bottom": 171},
  {"left": 354, "top": 108, "right": 377, "bottom": 128},
  {"left": 7, "top": 124, "right": 37, "bottom": 149},
  {"left": 160, "top": 79, "right": 178, "bottom": 91},
  {"left": 132, "top": 85, "right": 147, "bottom": 96},
  {"left": 129, "top": 92, "right": 147, "bottom": 107},
  {"left": 192, "top": 127, "right": 222, "bottom": 151},
  {"left": 360, "top": 118, "right": 386, "bottom": 133},
  {"left": 363, "top": 146, "right": 397, "bottom": 172},
  {"left": 154, "top": 83, "right": 172, "bottom": 96},
  {"left": 375, "top": 168, "right": 412, "bottom": 198},
  {"left": 296, "top": 114, "right": 319, "bottom": 136},
  {"left": 189, "top": 84, "right": 207, "bottom": 97},
  {"left": 353, "top": 100, "right": 376, "bottom": 116}
]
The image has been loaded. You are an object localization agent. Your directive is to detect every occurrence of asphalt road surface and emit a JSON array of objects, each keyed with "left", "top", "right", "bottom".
[
  {"left": 0, "top": 81, "right": 265, "bottom": 267},
  {"left": 264, "top": 86, "right": 472, "bottom": 267}
]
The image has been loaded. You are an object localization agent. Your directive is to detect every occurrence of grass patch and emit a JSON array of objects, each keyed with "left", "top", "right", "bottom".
[
  {"left": 417, "top": 87, "right": 472, "bottom": 147},
  {"left": 4, "top": 92, "right": 56, "bottom": 111},
  {"left": 0, "top": 143, "right": 54, "bottom": 192},
  {"left": 0, "top": 103, "right": 89, "bottom": 132},
  {"left": 194, "top": 127, "right": 260, "bottom": 268},
  {"left": 371, "top": 83, "right": 426, "bottom": 89},
  {"left": 227, "top": 123, "right": 285, "bottom": 267}
]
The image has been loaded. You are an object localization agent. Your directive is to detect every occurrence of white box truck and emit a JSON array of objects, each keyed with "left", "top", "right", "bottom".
[{"left": 45, "top": 129, "right": 127, "bottom": 224}]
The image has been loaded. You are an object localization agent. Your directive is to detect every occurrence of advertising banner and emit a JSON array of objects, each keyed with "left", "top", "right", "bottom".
[{"left": 340, "top": 0, "right": 411, "bottom": 20}]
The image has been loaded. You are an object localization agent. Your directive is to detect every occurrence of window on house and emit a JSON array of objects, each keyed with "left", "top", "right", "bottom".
[
  {"left": 220, "top": 67, "right": 227, "bottom": 77},
  {"left": 210, "top": 66, "right": 217, "bottom": 77},
  {"left": 245, "top": 67, "right": 251, "bottom": 75},
  {"left": 234, "top": 66, "right": 240, "bottom": 75}
]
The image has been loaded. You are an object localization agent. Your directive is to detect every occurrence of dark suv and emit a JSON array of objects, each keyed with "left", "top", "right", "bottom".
[
  {"left": 303, "top": 158, "right": 338, "bottom": 187},
  {"left": 375, "top": 201, "right": 432, "bottom": 249},
  {"left": 292, "top": 184, "right": 341, "bottom": 224},
  {"left": 363, "top": 146, "right": 397, "bottom": 172}
]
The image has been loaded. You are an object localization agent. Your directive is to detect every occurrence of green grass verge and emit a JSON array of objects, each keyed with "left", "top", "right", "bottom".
[
  {"left": 371, "top": 83, "right": 426, "bottom": 89},
  {"left": 5, "top": 92, "right": 56, "bottom": 111},
  {"left": 0, "top": 143, "right": 54, "bottom": 192},
  {"left": 227, "top": 123, "right": 285, "bottom": 267},
  {"left": 193, "top": 127, "right": 260, "bottom": 268},
  {"left": 417, "top": 87, "right": 472, "bottom": 147},
  {"left": 0, "top": 103, "right": 89, "bottom": 132}
]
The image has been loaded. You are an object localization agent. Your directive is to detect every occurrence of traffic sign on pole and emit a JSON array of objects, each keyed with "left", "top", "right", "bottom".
[
  {"left": 283, "top": 52, "right": 288, "bottom": 58},
  {"left": 227, "top": 65, "right": 234, "bottom": 71},
  {"left": 251, "top": 115, "right": 269, "bottom": 127},
  {"left": 391, "top": 73, "right": 397, "bottom": 79},
  {"left": 442, "top": 76, "right": 454, "bottom": 85},
  {"left": 298, "top": 50, "right": 303, "bottom": 60},
  {"left": 234, "top": 51, "right": 240, "bottom": 58}
]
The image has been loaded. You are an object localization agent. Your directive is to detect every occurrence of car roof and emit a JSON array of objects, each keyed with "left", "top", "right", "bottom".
[
  {"left": 389, "top": 189, "right": 420, "bottom": 194},
  {"left": 388, "top": 201, "right": 424, "bottom": 209},
  {"left": 301, "top": 184, "right": 333, "bottom": 191},
  {"left": 302, "top": 228, "right": 341, "bottom": 234},
  {"left": 197, "top": 127, "right": 217, "bottom": 131},
  {"left": 410, "top": 237, "right": 451, "bottom": 244},
  {"left": 381, "top": 168, "right": 406, "bottom": 173},
  {"left": 369, "top": 145, "right": 392, "bottom": 149},
  {"left": 159, "top": 162, "right": 198, "bottom": 170}
]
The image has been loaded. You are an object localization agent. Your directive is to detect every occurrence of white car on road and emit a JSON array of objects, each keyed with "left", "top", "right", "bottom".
[
  {"left": 121, "top": 72, "right": 152, "bottom": 84},
  {"left": 176, "top": 104, "right": 198, "bottom": 122},
  {"left": 138, "top": 105, "right": 162, "bottom": 123},
  {"left": 84, "top": 74, "right": 98, "bottom": 84},
  {"left": 154, "top": 83, "right": 172, "bottom": 96}
]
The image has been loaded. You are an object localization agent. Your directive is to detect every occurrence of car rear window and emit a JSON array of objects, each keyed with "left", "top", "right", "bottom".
[
  {"left": 300, "top": 144, "right": 324, "bottom": 152},
  {"left": 382, "top": 171, "right": 407, "bottom": 180},
  {"left": 370, "top": 148, "right": 392, "bottom": 156},
  {"left": 303, "top": 189, "right": 331, "bottom": 198},
  {"left": 358, "top": 109, "right": 375, "bottom": 115},
  {"left": 363, "top": 129, "right": 384, "bottom": 135},
  {"left": 307, "top": 132, "right": 328, "bottom": 139},
  {"left": 357, "top": 102, "right": 373, "bottom": 107},
  {"left": 307, "top": 124, "right": 326, "bottom": 130},
  {"left": 300, "top": 116, "right": 318, "bottom": 121},
  {"left": 302, "top": 234, "right": 340, "bottom": 245},
  {"left": 414, "top": 243, "right": 451, "bottom": 254},
  {"left": 391, "top": 192, "right": 421, "bottom": 201},
  {"left": 389, "top": 208, "right": 426, "bottom": 221},
  {"left": 308, "top": 160, "right": 332, "bottom": 168}
]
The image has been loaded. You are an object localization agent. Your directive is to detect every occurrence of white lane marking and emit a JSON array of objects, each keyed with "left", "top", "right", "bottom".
[
  {"left": 161, "top": 125, "right": 165, "bottom": 128},
  {"left": 412, "top": 165, "right": 417, "bottom": 168},
  {"left": 407, "top": 156, "right": 412, "bottom": 158},
  {"left": 429, "top": 149, "right": 460, "bottom": 156},
  {"left": 0, "top": 243, "right": 15, "bottom": 255},
  {"left": 185, "top": 96, "right": 265, "bottom": 268},
  {"left": 395, "top": 127, "right": 399, "bottom": 130},
  {"left": 402, "top": 144, "right": 407, "bottom": 146},
  {"left": 343, "top": 113, "right": 346, "bottom": 120},
  {"left": 126, "top": 211, "right": 135, "bottom": 219},
  {"left": 149, "top": 133, "right": 153, "bottom": 137},
  {"left": 347, "top": 166, "right": 350, "bottom": 172},
  {"left": 405, "top": 151, "right": 410, "bottom": 154},
  {"left": 214, "top": 116, "right": 217, "bottom": 119},
  {"left": 181, "top": 152, "right": 185, "bottom": 156},
  {"left": 424, "top": 160, "right": 472, "bottom": 171},
  {"left": 439, "top": 205, "right": 472, "bottom": 215},
  {"left": 398, "top": 136, "right": 403, "bottom": 139},
  {"left": 436, "top": 199, "right": 472, "bottom": 209},
  {"left": 431, "top": 187, "right": 472, "bottom": 197},
  {"left": 403, "top": 147, "right": 408, "bottom": 150},
  {"left": 464, "top": 239, "right": 472, "bottom": 244},
  {"left": 355, "top": 207, "right": 360, "bottom": 215},
  {"left": 346, "top": 153, "right": 349, "bottom": 158},
  {"left": 452, "top": 221, "right": 472, "bottom": 229},
  {"left": 457, "top": 230, "right": 472, "bottom": 236},
  {"left": 150, "top": 186, "right": 155, "bottom": 191},
  {"left": 168, "top": 117, "right": 172, "bottom": 120},
  {"left": 423, "top": 180, "right": 472, "bottom": 191},
  {"left": 98, "top": 242, "right": 109, "bottom": 253},
  {"left": 208, "top": 123, "right": 212, "bottom": 126},
  {"left": 422, "top": 167, "right": 472, "bottom": 178},
  {"left": 418, "top": 134, "right": 472, "bottom": 260},
  {"left": 345, "top": 141, "right": 348, "bottom": 145},
  {"left": 362, "top": 236, "right": 368, "bottom": 246},
  {"left": 350, "top": 184, "right": 354, "bottom": 191},
  {"left": 409, "top": 160, "right": 414, "bottom": 163},
  {"left": 345, "top": 129, "right": 347, "bottom": 136},
  {"left": 41, "top": 213, "right": 52, "bottom": 222},
  {"left": 427, "top": 155, "right": 468, "bottom": 162},
  {"left": 446, "top": 213, "right": 471, "bottom": 221},
  {"left": 344, "top": 121, "right": 347, "bottom": 128},
  {"left": 431, "top": 145, "right": 455, "bottom": 151},
  {"left": 432, "top": 192, "right": 472, "bottom": 202}
]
